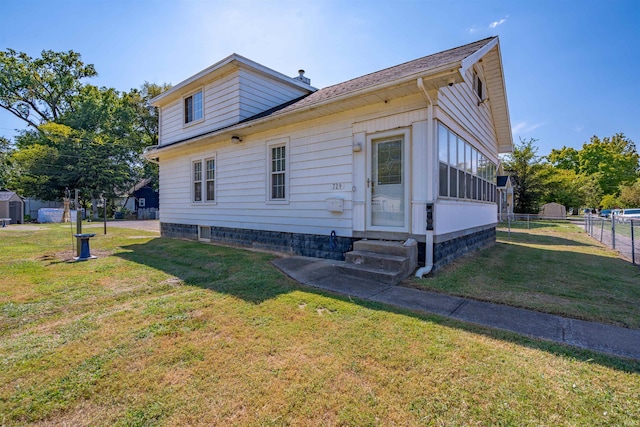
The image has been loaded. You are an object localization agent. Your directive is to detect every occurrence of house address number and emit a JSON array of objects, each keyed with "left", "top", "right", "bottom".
[{"left": 331, "top": 183, "right": 344, "bottom": 190}]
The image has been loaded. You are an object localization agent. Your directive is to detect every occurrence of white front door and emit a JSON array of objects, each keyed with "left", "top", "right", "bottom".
[{"left": 366, "top": 130, "right": 410, "bottom": 232}]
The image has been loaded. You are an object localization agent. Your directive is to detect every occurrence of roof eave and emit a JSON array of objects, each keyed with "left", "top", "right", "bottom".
[
  {"left": 145, "top": 63, "right": 463, "bottom": 158},
  {"left": 151, "top": 53, "right": 316, "bottom": 107}
]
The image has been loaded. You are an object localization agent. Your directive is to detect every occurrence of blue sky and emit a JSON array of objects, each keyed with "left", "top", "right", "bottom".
[{"left": 1, "top": 0, "right": 638, "bottom": 156}]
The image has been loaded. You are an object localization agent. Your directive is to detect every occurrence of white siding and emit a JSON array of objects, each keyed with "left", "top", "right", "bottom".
[
  {"left": 158, "top": 68, "right": 310, "bottom": 147},
  {"left": 159, "top": 93, "right": 429, "bottom": 238},
  {"left": 238, "top": 69, "right": 308, "bottom": 120},
  {"left": 436, "top": 67, "right": 499, "bottom": 164},
  {"left": 160, "top": 72, "right": 241, "bottom": 146},
  {"left": 431, "top": 67, "right": 501, "bottom": 239},
  {"left": 435, "top": 200, "right": 497, "bottom": 236}
]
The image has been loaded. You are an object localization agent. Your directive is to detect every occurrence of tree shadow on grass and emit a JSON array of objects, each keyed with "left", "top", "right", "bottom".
[
  {"left": 498, "top": 230, "right": 599, "bottom": 247},
  {"left": 116, "top": 237, "right": 299, "bottom": 304},
  {"left": 115, "top": 237, "right": 640, "bottom": 373}
]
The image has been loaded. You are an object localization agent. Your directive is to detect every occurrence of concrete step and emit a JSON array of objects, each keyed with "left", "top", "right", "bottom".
[
  {"left": 353, "top": 239, "right": 415, "bottom": 258},
  {"left": 345, "top": 250, "right": 410, "bottom": 272},
  {"left": 337, "top": 262, "right": 404, "bottom": 285},
  {"left": 345, "top": 239, "right": 418, "bottom": 285}
]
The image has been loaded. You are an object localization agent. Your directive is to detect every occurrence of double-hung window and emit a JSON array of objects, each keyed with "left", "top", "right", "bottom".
[
  {"left": 193, "top": 161, "right": 202, "bottom": 202},
  {"left": 271, "top": 145, "right": 286, "bottom": 200},
  {"left": 192, "top": 155, "right": 216, "bottom": 203},
  {"left": 184, "top": 90, "right": 203, "bottom": 124},
  {"left": 205, "top": 158, "right": 215, "bottom": 202}
]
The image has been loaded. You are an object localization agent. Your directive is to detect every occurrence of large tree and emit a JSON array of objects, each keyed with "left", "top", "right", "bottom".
[
  {"left": 618, "top": 179, "right": 640, "bottom": 208},
  {"left": 578, "top": 134, "right": 639, "bottom": 195},
  {"left": 2, "top": 48, "right": 169, "bottom": 203},
  {"left": 0, "top": 49, "right": 97, "bottom": 129},
  {"left": 548, "top": 134, "right": 639, "bottom": 196},
  {"left": 0, "top": 136, "right": 13, "bottom": 189},
  {"left": 10, "top": 85, "right": 156, "bottom": 202},
  {"left": 502, "top": 138, "right": 546, "bottom": 213}
]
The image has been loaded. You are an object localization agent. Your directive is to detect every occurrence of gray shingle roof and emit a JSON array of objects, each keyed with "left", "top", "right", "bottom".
[
  {"left": 0, "top": 191, "right": 18, "bottom": 201},
  {"left": 150, "top": 36, "right": 506, "bottom": 153},
  {"left": 257, "top": 37, "right": 497, "bottom": 119}
]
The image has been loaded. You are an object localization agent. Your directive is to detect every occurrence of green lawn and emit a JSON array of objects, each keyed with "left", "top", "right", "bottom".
[
  {"left": 1, "top": 223, "right": 639, "bottom": 426},
  {"left": 409, "top": 220, "right": 640, "bottom": 329}
]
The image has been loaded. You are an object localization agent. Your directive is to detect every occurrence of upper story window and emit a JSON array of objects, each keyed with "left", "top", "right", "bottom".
[
  {"left": 184, "top": 90, "right": 203, "bottom": 124},
  {"left": 473, "top": 71, "right": 484, "bottom": 101}
]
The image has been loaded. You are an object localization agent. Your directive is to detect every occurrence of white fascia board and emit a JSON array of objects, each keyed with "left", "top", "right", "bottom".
[
  {"left": 150, "top": 53, "right": 316, "bottom": 107},
  {"left": 150, "top": 54, "right": 238, "bottom": 106},
  {"left": 149, "top": 62, "right": 463, "bottom": 157},
  {"left": 459, "top": 37, "right": 499, "bottom": 77}
]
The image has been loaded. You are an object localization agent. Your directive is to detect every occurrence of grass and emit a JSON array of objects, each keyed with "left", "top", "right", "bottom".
[
  {"left": 1, "top": 223, "right": 639, "bottom": 426},
  {"left": 409, "top": 220, "right": 640, "bottom": 329}
]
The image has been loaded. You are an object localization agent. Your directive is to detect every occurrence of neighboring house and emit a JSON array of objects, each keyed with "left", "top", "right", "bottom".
[
  {"left": 145, "top": 37, "right": 513, "bottom": 272},
  {"left": 117, "top": 178, "right": 160, "bottom": 216},
  {"left": 539, "top": 202, "right": 567, "bottom": 219},
  {"left": 0, "top": 190, "right": 24, "bottom": 224}
]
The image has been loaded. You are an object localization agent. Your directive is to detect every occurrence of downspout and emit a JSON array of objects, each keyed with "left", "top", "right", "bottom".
[{"left": 415, "top": 77, "right": 434, "bottom": 278}]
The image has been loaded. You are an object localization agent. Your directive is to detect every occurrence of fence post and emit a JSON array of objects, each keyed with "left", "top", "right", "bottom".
[
  {"left": 600, "top": 218, "right": 604, "bottom": 242},
  {"left": 612, "top": 216, "right": 616, "bottom": 250},
  {"left": 631, "top": 219, "right": 636, "bottom": 265},
  {"left": 586, "top": 213, "right": 590, "bottom": 235}
]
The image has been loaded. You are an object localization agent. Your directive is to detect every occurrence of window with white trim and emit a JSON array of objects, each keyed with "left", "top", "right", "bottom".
[
  {"left": 193, "top": 160, "right": 202, "bottom": 202},
  {"left": 205, "top": 158, "right": 215, "bottom": 202},
  {"left": 184, "top": 90, "right": 203, "bottom": 124},
  {"left": 192, "top": 154, "right": 216, "bottom": 203},
  {"left": 270, "top": 145, "right": 286, "bottom": 200}
]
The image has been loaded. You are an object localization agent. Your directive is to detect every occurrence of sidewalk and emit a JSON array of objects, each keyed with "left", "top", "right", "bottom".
[{"left": 272, "top": 256, "right": 640, "bottom": 361}]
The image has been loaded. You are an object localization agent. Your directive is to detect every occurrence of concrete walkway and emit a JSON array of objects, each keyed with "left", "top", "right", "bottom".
[{"left": 272, "top": 256, "right": 640, "bottom": 361}]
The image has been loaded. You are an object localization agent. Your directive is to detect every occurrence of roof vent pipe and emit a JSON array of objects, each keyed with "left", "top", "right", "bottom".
[{"left": 294, "top": 69, "right": 311, "bottom": 85}]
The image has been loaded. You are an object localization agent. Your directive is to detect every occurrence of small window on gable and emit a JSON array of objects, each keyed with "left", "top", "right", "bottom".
[
  {"left": 474, "top": 71, "right": 484, "bottom": 101},
  {"left": 184, "top": 90, "right": 203, "bottom": 124}
]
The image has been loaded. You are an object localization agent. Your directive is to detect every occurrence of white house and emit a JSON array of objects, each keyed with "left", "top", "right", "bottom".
[{"left": 145, "top": 37, "right": 513, "bottom": 273}]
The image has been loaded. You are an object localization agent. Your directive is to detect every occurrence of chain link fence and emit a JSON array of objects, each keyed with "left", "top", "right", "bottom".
[
  {"left": 497, "top": 213, "right": 639, "bottom": 266},
  {"left": 584, "top": 214, "right": 639, "bottom": 265}
]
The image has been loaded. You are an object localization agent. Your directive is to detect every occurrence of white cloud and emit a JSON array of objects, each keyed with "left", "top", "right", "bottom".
[
  {"left": 489, "top": 17, "right": 507, "bottom": 29},
  {"left": 512, "top": 121, "right": 545, "bottom": 135}
]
